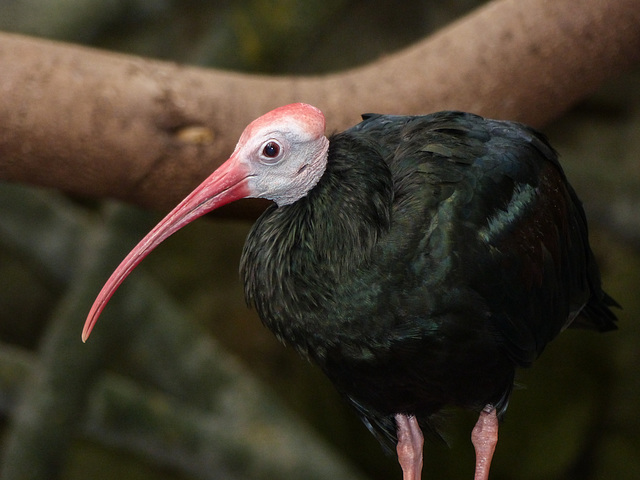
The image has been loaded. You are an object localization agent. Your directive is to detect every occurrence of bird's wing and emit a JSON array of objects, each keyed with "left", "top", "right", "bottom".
[
  {"left": 466, "top": 120, "right": 616, "bottom": 364},
  {"left": 378, "top": 112, "right": 616, "bottom": 367}
]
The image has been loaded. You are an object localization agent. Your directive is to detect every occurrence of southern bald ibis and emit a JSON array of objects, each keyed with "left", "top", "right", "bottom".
[{"left": 83, "top": 103, "right": 618, "bottom": 480}]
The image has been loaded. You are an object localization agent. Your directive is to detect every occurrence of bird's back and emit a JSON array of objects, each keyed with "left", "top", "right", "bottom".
[{"left": 355, "top": 110, "right": 617, "bottom": 342}]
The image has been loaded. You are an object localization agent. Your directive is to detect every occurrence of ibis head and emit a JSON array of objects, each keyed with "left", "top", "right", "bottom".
[{"left": 82, "top": 103, "right": 329, "bottom": 341}]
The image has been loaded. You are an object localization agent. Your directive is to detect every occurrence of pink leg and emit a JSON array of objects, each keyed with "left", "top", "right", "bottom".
[
  {"left": 395, "top": 413, "right": 424, "bottom": 480},
  {"left": 471, "top": 405, "right": 499, "bottom": 480}
]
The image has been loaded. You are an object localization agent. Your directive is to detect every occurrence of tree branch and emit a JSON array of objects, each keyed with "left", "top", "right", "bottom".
[{"left": 1, "top": 0, "right": 638, "bottom": 217}]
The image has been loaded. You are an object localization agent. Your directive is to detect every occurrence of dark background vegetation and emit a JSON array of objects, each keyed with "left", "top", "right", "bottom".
[{"left": 0, "top": 1, "right": 638, "bottom": 479}]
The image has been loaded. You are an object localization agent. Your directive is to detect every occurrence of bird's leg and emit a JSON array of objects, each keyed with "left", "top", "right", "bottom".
[
  {"left": 395, "top": 413, "right": 424, "bottom": 480},
  {"left": 471, "top": 404, "right": 499, "bottom": 480}
]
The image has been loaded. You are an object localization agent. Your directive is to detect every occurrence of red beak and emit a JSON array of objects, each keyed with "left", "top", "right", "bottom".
[{"left": 82, "top": 155, "right": 251, "bottom": 342}]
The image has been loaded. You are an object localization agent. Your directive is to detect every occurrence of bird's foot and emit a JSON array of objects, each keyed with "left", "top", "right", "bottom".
[
  {"left": 471, "top": 404, "right": 498, "bottom": 480},
  {"left": 395, "top": 413, "right": 424, "bottom": 480}
]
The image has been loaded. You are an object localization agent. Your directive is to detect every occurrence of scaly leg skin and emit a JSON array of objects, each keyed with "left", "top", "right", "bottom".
[
  {"left": 395, "top": 413, "right": 424, "bottom": 480},
  {"left": 471, "top": 405, "right": 499, "bottom": 480}
]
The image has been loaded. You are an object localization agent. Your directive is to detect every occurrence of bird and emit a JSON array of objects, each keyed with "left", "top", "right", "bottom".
[{"left": 83, "top": 103, "right": 618, "bottom": 480}]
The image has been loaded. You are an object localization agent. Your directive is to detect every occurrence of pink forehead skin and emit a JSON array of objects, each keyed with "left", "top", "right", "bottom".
[{"left": 241, "top": 103, "right": 326, "bottom": 140}]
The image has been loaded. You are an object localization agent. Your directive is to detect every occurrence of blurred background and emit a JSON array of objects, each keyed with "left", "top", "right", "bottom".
[{"left": 0, "top": 1, "right": 638, "bottom": 479}]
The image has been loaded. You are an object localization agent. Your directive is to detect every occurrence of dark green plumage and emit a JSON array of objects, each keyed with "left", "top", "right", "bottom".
[{"left": 240, "top": 111, "right": 618, "bottom": 451}]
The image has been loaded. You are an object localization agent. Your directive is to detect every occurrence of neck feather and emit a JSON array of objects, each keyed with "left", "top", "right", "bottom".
[{"left": 240, "top": 135, "right": 393, "bottom": 353}]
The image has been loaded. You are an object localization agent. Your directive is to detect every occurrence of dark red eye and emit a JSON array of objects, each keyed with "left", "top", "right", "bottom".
[{"left": 263, "top": 141, "right": 280, "bottom": 158}]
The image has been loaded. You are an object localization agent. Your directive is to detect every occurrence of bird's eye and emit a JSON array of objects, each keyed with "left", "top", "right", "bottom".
[{"left": 262, "top": 141, "right": 281, "bottom": 159}]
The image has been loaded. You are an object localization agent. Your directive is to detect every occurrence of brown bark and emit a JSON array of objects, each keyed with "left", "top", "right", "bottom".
[{"left": 1, "top": 0, "right": 639, "bottom": 217}]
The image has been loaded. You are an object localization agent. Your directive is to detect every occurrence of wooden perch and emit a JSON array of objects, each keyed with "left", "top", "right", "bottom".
[{"left": 0, "top": 0, "right": 639, "bottom": 218}]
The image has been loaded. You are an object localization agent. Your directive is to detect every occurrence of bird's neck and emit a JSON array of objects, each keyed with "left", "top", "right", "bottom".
[
  {"left": 240, "top": 136, "right": 393, "bottom": 355},
  {"left": 297, "top": 138, "right": 393, "bottom": 270}
]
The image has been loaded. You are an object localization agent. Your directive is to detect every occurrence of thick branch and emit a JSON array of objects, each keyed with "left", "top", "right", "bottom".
[{"left": 1, "top": 0, "right": 639, "bottom": 217}]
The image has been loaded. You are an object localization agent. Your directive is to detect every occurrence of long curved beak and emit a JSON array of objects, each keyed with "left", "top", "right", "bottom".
[{"left": 82, "top": 155, "right": 250, "bottom": 342}]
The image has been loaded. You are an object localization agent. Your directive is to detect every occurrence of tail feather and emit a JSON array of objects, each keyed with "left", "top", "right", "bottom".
[{"left": 571, "top": 292, "right": 619, "bottom": 332}]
